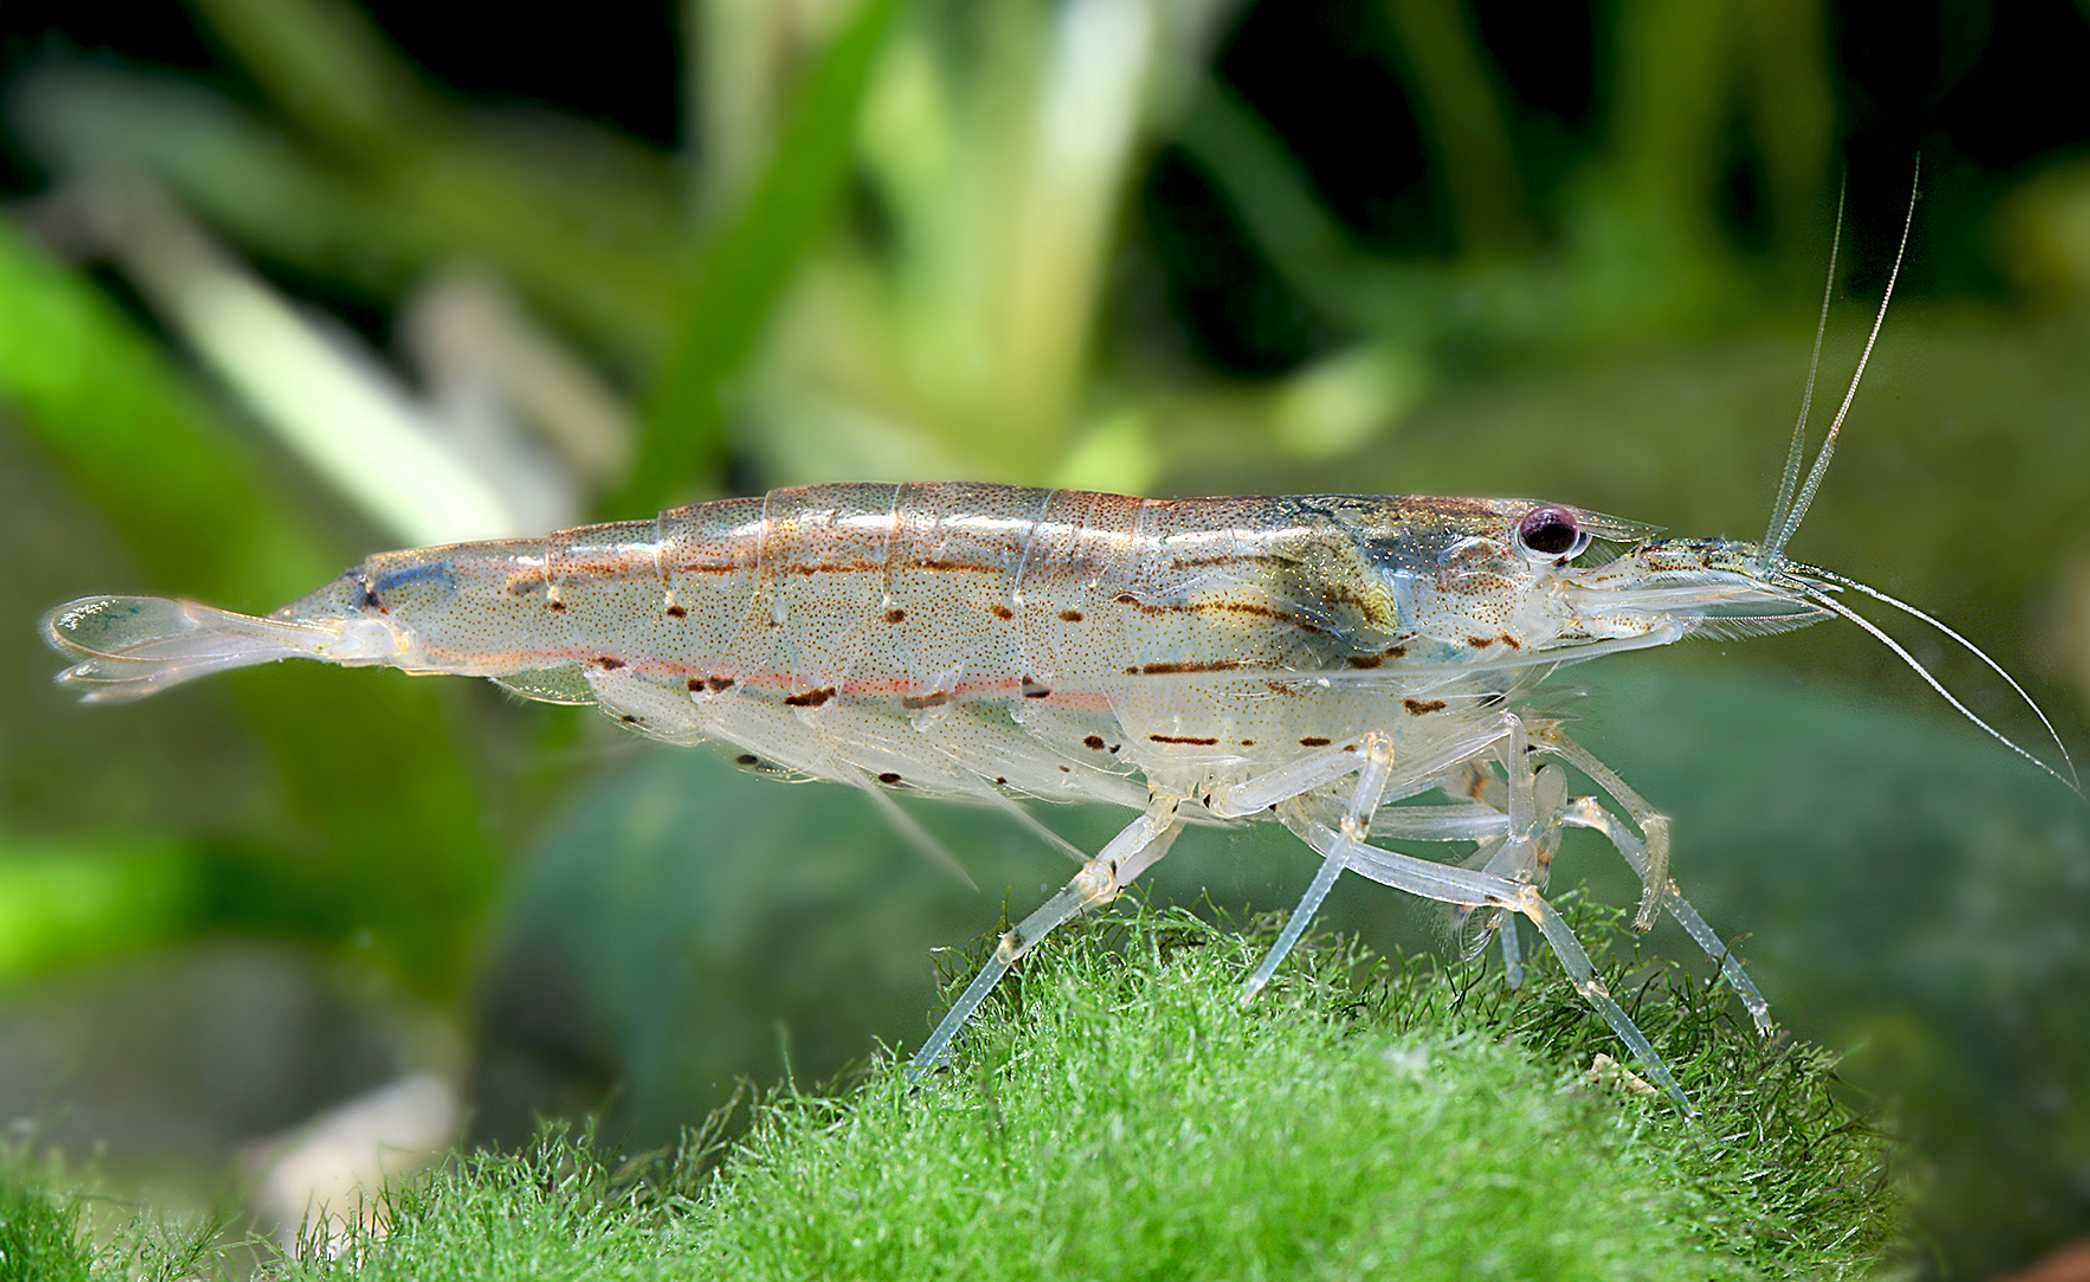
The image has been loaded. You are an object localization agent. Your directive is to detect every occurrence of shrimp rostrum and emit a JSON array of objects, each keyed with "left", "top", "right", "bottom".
[{"left": 39, "top": 206, "right": 2075, "bottom": 1115}]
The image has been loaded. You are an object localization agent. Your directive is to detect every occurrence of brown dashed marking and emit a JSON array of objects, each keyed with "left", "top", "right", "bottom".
[
  {"left": 1467, "top": 636, "right": 1496, "bottom": 649},
  {"left": 1498, "top": 634, "right": 1522, "bottom": 650},
  {"left": 508, "top": 557, "right": 672, "bottom": 594},
  {"left": 1299, "top": 736, "right": 1332, "bottom": 747},
  {"left": 1238, "top": 739, "right": 1256, "bottom": 747},
  {"left": 1058, "top": 609, "right": 1084, "bottom": 623},
  {"left": 687, "top": 678, "right": 703, "bottom": 692},
  {"left": 736, "top": 753, "right": 759, "bottom": 765},
  {"left": 594, "top": 656, "right": 625, "bottom": 670},
  {"left": 1059, "top": 765, "right": 1072, "bottom": 773},
  {"left": 918, "top": 559, "right": 1002, "bottom": 575},
  {"left": 1083, "top": 735, "right": 1106, "bottom": 750},
  {"left": 1404, "top": 698, "right": 1448, "bottom": 716},
  {"left": 1346, "top": 654, "right": 1383, "bottom": 670},
  {"left": 1150, "top": 734, "right": 1220, "bottom": 746},
  {"left": 1112, "top": 592, "right": 1324, "bottom": 634},
  {"left": 884, "top": 608, "right": 906, "bottom": 624},
  {"left": 677, "top": 561, "right": 742, "bottom": 576},
  {"left": 665, "top": 604, "right": 688, "bottom": 619},
  {"left": 1168, "top": 553, "right": 1289, "bottom": 573},
  {"left": 877, "top": 771, "right": 902, "bottom": 785},
  {"left": 900, "top": 691, "right": 950, "bottom": 710},
  {"left": 1195, "top": 600, "right": 1323, "bottom": 633},
  {"left": 784, "top": 687, "right": 835, "bottom": 708},
  {"left": 994, "top": 776, "right": 1008, "bottom": 786},
  {"left": 1167, "top": 555, "right": 1383, "bottom": 616},
  {"left": 1129, "top": 659, "right": 1245, "bottom": 676},
  {"left": 784, "top": 559, "right": 881, "bottom": 576},
  {"left": 706, "top": 676, "right": 735, "bottom": 692},
  {"left": 619, "top": 714, "right": 639, "bottom": 724},
  {"left": 1020, "top": 677, "right": 1052, "bottom": 699},
  {"left": 989, "top": 604, "right": 1016, "bottom": 621},
  {"left": 548, "top": 599, "right": 568, "bottom": 612}
]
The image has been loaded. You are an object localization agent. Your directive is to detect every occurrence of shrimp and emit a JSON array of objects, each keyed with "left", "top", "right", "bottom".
[{"left": 39, "top": 171, "right": 2076, "bottom": 1113}]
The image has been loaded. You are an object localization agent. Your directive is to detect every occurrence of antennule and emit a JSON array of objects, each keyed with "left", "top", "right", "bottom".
[
  {"left": 1767, "top": 157, "right": 1921, "bottom": 562},
  {"left": 1764, "top": 176, "right": 1846, "bottom": 550}
]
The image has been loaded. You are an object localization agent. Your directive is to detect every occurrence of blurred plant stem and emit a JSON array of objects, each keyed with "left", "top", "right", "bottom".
[
  {"left": 691, "top": 0, "right": 857, "bottom": 215},
  {"left": 1737, "top": 0, "right": 1836, "bottom": 261},
  {"left": 616, "top": 0, "right": 902, "bottom": 514},
  {"left": 1601, "top": 0, "right": 1735, "bottom": 260},
  {"left": 748, "top": 1, "right": 1233, "bottom": 484},
  {"left": 1380, "top": 0, "right": 1531, "bottom": 255},
  {"left": 44, "top": 179, "right": 545, "bottom": 545},
  {"left": 9, "top": 52, "right": 685, "bottom": 367},
  {"left": 0, "top": 221, "right": 496, "bottom": 996},
  {"left": 188, "top": 0, "right": 435, "bottom": 153}
]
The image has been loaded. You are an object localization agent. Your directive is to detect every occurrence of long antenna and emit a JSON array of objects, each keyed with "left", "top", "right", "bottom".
[
  {"left": 1764, "top": 176, "right": 1847, "bottom": 550},
  {"left": 1798, "top": 583, "right": 2079, "bottom": 794},
  {"left": 1796, "top": 564, "right": 2079, "bottom": 792},
  {"left": 1767, "top": 156, "right": 1921, "bottom": 561}
]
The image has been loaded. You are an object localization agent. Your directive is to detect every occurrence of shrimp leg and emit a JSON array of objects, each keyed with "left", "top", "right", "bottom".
[
  {"left": 906, "top": 796, "right": 1183, "bottom": 1080},
  {"left": 1285, "top": 807, "right": 1694, "bottom": 1112},
  {"left": 1215, "top": 722, "right": 1516, "bottom": 1004},
  {"left": 1370, "top": 754, "right": 1771, "bottom": 1032},
  {"left": 1530, "top": 722, "right": 1674, "bottom": 932},
  {"left": 1561, "top": 795, "right": 1773, "bottom": 1035},
  {"left": 1523, "top": 723, "right": 1773, "bottom": 1031},
  {"left": 1237, "top": 733, "right": 1399, "bottom": 1005}
]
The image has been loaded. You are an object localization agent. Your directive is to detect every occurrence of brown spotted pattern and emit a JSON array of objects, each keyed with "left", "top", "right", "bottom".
[{"left": 327, "top": 484, "right": 1568, "bottom": 812}]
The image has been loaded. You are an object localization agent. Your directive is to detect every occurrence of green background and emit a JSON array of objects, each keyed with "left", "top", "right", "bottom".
[{"left": 2, "top": 2, "right": 2087, "bottom": 1276}]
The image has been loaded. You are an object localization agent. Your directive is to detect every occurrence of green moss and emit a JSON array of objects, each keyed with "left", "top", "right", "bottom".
[
  {"left": 266, "top": 903, "right": 1893, "bottom": 1281},
  {"left": 0, "top": 1146, "right": 224, "bottom": 1282},
  {"left": 0, "top": 1157, "right": 92, "bottom": 1282}
]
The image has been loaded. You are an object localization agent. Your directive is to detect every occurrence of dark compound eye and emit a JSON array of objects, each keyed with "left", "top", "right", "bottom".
[{"left": 1516, "top": 506, "right": 1584, "bottom": 557}]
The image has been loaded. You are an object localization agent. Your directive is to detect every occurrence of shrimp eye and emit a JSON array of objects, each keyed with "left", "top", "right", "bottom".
[{"left": 1516, "top": 506, "right": 1585, "bottom": 558}]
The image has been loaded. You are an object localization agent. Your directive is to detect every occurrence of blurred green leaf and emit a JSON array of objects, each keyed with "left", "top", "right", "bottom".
[
  {"left": 1380, "top": 0, "right": 1531, "bottom": 254},
  {"left": 0, "top": 221, "right": 495, "bottom": 994},
  {"left": 188, "top": 0, "right": 434, "bottom": 152},
  {"left": 617, "top": 0, "right": 905, "bottom": 514},
  {"left": 0, "top": 833, "right": 363, "bottom": 986},
  {"left": 0, "top": 836, "right": 213, "bottom": 984},
  {"left": 8, "top": 66, "right": 683, "bottom": 366}
]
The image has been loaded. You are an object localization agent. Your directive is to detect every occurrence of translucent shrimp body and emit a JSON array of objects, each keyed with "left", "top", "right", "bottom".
[
  {"left": 48, "top": 488, "right": 1677, "bottom": 799},
  {"left": 42, "top": 482, "right": 1856, "bottom": 1109},
  {"left": 41, "top": 467, "right": 2074, "bottom": 1112}
]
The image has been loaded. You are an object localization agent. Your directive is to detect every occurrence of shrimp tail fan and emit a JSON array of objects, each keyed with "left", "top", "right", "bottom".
[{"left": 41, "top": 595, "right": 363, "bottom": 704}]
